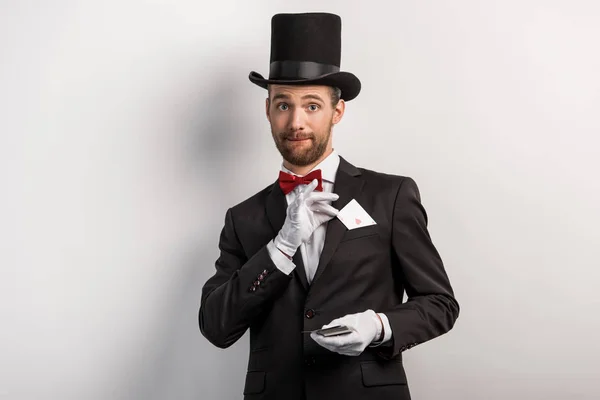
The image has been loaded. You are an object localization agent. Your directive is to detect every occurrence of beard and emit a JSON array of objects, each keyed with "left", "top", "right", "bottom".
[{"left": 271, "top": 122, "right": 332, "bottom": 167}]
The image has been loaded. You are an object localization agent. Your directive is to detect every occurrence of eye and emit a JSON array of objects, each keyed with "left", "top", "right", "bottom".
[
  {"left": 277, "top": 103, "right": 289, "bottom": 111},
  {"left": 308, "top": 104, "right": 320, "bottom": 111}
]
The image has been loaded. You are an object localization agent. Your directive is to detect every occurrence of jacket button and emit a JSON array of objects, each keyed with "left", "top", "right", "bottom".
[
  {"left": 305, "top": 309, "right": 315, "bottom": 319},
  {"left": 258, "top": 274, "right": 265, "bottom": 281},
  {"left": 254, "top": 280, "right": 260, "bottom": 286},
  {"left": 249, "top": 286, "right": 257, "bottom": 292}
]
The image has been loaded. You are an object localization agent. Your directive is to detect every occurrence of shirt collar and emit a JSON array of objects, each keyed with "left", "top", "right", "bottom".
[{"left": 280, "top": 149, "right": 340, "bottom": 184}]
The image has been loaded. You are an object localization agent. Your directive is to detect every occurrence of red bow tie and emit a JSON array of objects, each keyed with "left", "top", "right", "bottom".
[{"left": 278, "top": 169, "right": 323, "bottom": 195}]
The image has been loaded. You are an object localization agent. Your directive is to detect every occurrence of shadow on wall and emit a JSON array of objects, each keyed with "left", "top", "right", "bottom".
[{"left": 121, "top": 64, "right": 260, "bottom": 400}]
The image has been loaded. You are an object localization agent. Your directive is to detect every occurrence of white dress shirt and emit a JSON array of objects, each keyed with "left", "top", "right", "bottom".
[{"left": 266, "top": 150, "right": 392, "bottom": 345}]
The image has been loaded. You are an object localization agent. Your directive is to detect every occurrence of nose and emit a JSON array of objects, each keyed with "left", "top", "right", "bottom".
[{"left": 289, "top": 108, "right": 305, "bottom": 131}]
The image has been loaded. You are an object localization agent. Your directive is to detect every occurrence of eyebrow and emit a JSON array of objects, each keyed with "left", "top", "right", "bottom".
[{"left": 271, "top": 93, "right": 325, "bottom": 102}]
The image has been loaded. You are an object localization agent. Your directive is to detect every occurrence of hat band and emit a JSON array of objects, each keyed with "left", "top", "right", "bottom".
[{"left": 269, "top": 60, "right": 340, "bottom": 80}]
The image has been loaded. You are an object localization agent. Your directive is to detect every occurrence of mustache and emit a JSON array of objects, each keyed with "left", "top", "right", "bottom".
[{"left": 280, "top": 132, "right": 314, "bottom": 140}]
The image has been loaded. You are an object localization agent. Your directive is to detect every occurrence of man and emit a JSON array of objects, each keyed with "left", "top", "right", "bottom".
[{"left": 199, "top": 12, "right": 459, "bottom": 400}]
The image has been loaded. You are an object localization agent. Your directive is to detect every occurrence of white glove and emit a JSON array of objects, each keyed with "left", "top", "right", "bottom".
[
  {"left": 274, "top": 179, "right": 339, "bottom": 257},
  {"left": 310, "top": 309, "right": 382, "bottom": 356}
]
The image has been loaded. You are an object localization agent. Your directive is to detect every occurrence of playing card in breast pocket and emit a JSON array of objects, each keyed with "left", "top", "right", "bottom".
[{"left": 337, "top": 199, "right": 376, "bottom": 230}]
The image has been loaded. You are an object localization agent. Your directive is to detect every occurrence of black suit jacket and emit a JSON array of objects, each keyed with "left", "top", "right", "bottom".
[{"left": 199, "top": 157, "right": 459, "bottom": 400}]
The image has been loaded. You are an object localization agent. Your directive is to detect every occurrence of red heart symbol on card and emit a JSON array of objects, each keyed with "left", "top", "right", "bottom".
[{"left": 355, "top": 218, "right": 362, "bottom": 225}]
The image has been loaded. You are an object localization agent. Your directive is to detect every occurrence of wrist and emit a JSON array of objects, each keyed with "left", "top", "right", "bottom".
[
  {"left": 373, "top": 312, "right": 384, "bottom": 342},
  {"left": 274, "top": 234, "right": 297, "bottom": 257},
  {"left": 278, "top": 247, "right": 292, "bottom": 260}
]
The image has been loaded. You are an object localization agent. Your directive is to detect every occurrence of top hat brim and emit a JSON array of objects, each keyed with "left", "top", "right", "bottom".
[{"left": 248, "top": 70, "right": 361, "bottom": 101}]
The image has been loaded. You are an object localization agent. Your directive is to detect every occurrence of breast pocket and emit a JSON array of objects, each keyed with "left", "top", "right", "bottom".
[{"left": 340, "top": 225, "right": 380, "bottom": 242}]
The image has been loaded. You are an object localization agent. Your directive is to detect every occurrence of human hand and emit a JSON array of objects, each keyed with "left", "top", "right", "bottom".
[
  {"left": 310, "top": 309, "right": 382, "bottom": 356},
  {"left": 274, "top": 179, "right": 339, "bottom": 257}
]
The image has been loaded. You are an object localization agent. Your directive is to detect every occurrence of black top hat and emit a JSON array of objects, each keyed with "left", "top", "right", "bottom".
[{"left": 249, "top": 12, "right": 361, "bottom": 101}]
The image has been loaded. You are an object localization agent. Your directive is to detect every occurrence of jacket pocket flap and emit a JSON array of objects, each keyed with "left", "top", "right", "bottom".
[
  {"left": 340, "top": 225, "right": 379, "bottom": 242},
  {"left": 360, "top": 361, "right": 407, "bottom": 387},
  {"left": 243, "top": 371, "right": 266, "bottom": 395}
]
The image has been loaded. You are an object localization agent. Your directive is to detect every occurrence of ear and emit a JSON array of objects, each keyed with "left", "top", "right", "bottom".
[
  {"left": 265, "top": 97, "right": 271, "bottom": 122},
  {"left": 332, "top": 99, "right": 345, "bottom": 125}
]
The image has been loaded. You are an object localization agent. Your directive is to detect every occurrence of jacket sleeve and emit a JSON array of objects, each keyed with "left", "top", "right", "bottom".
[
  {"left": 378, "top": 177, "right": 460, "bottom": 359},
  {"left": 199, "top": 207, "right": 292, "bottom": 348}
]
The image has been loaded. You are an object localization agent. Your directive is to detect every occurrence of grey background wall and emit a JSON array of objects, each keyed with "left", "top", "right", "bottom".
[{"left": 1, "top": 1, "right": 599, "bottom": 399}]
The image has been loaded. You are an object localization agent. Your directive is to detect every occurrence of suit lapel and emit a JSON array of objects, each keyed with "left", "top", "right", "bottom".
[
  {"left": 265, "top": 181, "right": 309, "bottom": 291},
  {"left": 311, "top": 157, "right": 364, "bottom": 286}
]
